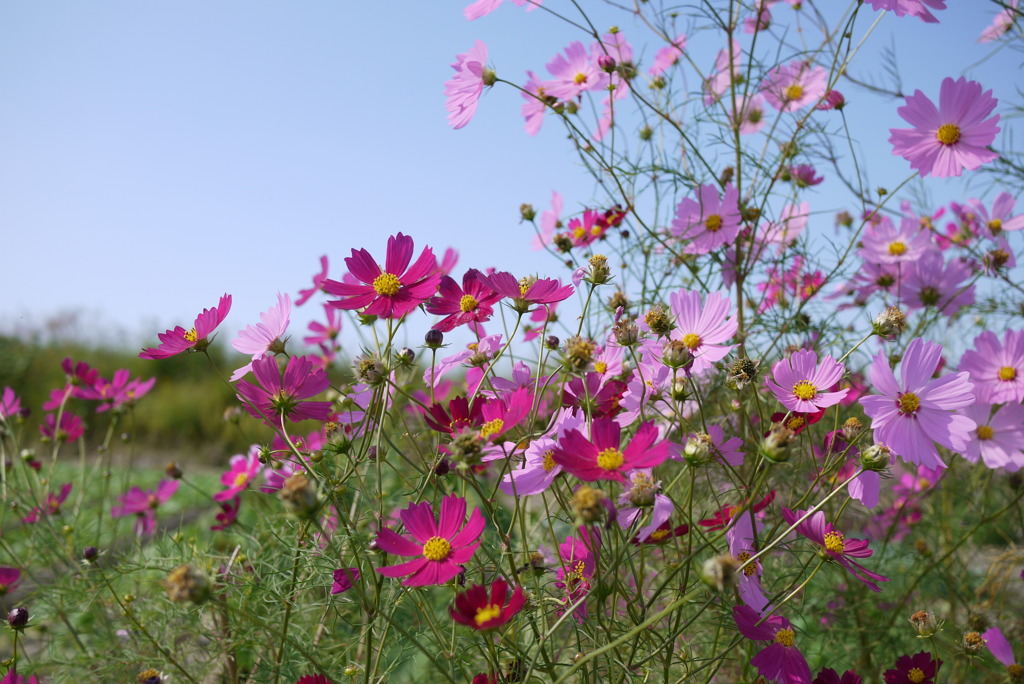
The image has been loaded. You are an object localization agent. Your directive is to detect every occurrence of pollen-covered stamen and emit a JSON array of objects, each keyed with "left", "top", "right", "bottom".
[
  {"left": 541, "top": 450, "right": 558, "bottom": 472},
  {"left": 479, "top": 418, "right": 504, "bottom": 439},
  {"left": 936, "top": 123, "right": 961, "bottom": 145},
  {"left": 572, "top": 226, "right": 587, "bottom": 240},
  {"left": 898, "top": 392, "right": 921, "bottom": 415},
  {"left": 184, "top": 328, "right": 199, "bottom": 343},
  {"left": 573, "top": 72, "right": 588, "bottom": 85},
  {"left": 705, "top": 214, "right": 723, "bottom": 232},
  {"left": 682, "top": 332, "right": 702, "bottom": 350},
  {"left": 459, "top": 294, "right": 479, "bottom": 313},
  {"left": 989, "top": 218, "right": 1003, "bottom": 233},
  {"left": 233, "top": 473, "right": 249, "bottom": 487},
  {"left": 824, "top": 530, "right": 846, "bottom": 554},
  {"left": 784, "top": 84, "right": 803, "bottom": 101},
  {"left": 907, "top": 667, "right": 926, "bottom": 683},
  {"left": 792, "top": 380, "right": 818, "bottom": 401},
  {"left": 474, "top": 603, "right": 502, "bottom": 626},
  {"left": 774, "top": 628, "right": 795, "bottom": 647},
  {"left": 977, "top": 425, "right": 995, "bottom": 440},
  {"left": 999, "top": 366, "right": 1018, "bottom": 381},
  {"left": 649, "top": 529, "right": 670, "bottom": 541},
  {"left": 421, "top": 536, "right": 452, "bottom": 561},
  {"left": 736, "top": 551, "right": 758, "bottom": 577},
  {"left": 596, "top": 447, "right": 625, "bottom": 471},
  {"left": 372, "top": 272, "right": 401, "bottom": 297},
  {"left": 888, "top": 241, "right": 907, "bottom": 256},
  {"left": 594, "top": 360, "right": 608, "bottom": 374}
]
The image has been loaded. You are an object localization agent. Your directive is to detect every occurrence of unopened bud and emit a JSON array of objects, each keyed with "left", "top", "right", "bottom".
[
  {"left": 683, "top": 433, "right": 714, "bottom": 467},
  {"left": 588, "top": 254, "right": 611, "bottom": 284},
  {"left": 762, "top": 423, "right": 796, "bottom": 463},
  {"left": 597, "top": 54, "right": 616, "bottom": 72},
  {"left": 873, "top": 306, "right": 906, "bottom": 338},
  {"left": 424, "top": 329, "right": 444, "bottom": 348},
  {"left": 571, "top": 485, "right": 607, "bottom": 523},
  {"left": 644, "top": 307, "right": 674, "bottom": 337},
  {"left": 520, "top": 203, "right": 536, "bottom": 222},
  {"left": 164, "top": 564, "right": 211, "bottom": 604},
  {"left": 165, "top": 462, "right": 183, "bottom": 479},
  {"left": 280, "top": 473, "right": 320, "bottom": 519},
  {"left": 661, "top": 340, "right": 694, "bottom": 370},
  {"left": 962, "top": 631, "right": 986, "bottom": 655},
  {"left": 860, "top": 444, "right": 892, "bottom": 472},
  {"left": 481, "top": 68, "right": 497, "bottom": 87},
  {"left": 909, "top": 610, "right": 938, "bottom": 637},
  {"left": 7, "top": 607, "right": 29, "bottom": 630}
]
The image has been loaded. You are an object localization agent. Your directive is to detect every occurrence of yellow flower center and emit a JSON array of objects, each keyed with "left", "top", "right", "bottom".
[
  {"left": 888, "top": 241, "right": 907, "bottom": 256},
  {"left": 596, "top": 447, "right": 625, "bottom": 471},
  {"left": 542, "top": 450, "right": 557, "bottom": 472},
  {"left": 591, "top": 225, "right": 603, "bottom": 237},
  {"left": 574, "top": 73, "right": 588, "bottom": 85},
  {"left": 999, "top": 366, "right": 1017, "bottom": 381},
  {"left": 977, "top": 425, "right": 995, "bottom": 440},
  {"left": 908, "top": 667, "right": 926, "bottom": 683},
  {"left": 774, "top": 628, "right": 795, "bottom": 647},
  {"left": 936, "top": 123, "right": 961, "bottom": 145},
  {"left": 989, "top": 218, "right": 1003, "bottom": 233},
  {"left": 518, "top": 278, "right": 532, "bottom": 297},
  {"left": 786, "top": 415, "right": 806, "bottom": 430},
  {"left": 233, "top": 473, "right": 249, "bottom": 488},
  {"left": 184, "top": 328, "right": 198, "bottom": 343},
  {"left": 372, "top": 272, "right": 401, "bottom": 297},
  {"left": 422, "top": 536, "right": 452, "bottom": 561},
  {"left": 480, "top": 418, "right": 504, "bottom": 439},
  {"left": 824, "top": 530, "right": 845, "bottom": 554},
  {"left": 474, "top": 603, "right": 503, "bottom": 626},
  {"left": 459, "top": 294, "right": 479, "bottom": 313},
  {"left": 792, "top": 380, "right": 817, "bottom": 401},
  {"left": 649, "top": 529, "right": 670, "bottom": 541},
  {"left": 573, "top": 226, "right": 587, "bottom": 240},
  {"left": 705, "top": 214, "right": 723, "bottom": 232},
  {"left": 898, "top": 392, "right": 921, "bottom": 415},
  {"left": 682, "top": 333, "right": 701, "bottom": 350},
  {"left": 594, "top": 360, "right": 608, "bottom": 374},
  {"left": 784, "top": 84, "right": 803, "bottom": 101}
]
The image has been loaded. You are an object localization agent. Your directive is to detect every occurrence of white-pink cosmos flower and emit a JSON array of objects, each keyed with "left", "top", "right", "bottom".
[
  {"left": 668, "top": 290, "right": 739, "bottom": 375},
  {"left": 231, "top": 292, "right": 291, "bottom": 381}
]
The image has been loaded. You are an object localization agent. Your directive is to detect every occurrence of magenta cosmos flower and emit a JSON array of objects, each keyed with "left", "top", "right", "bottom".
[
  {"left": 331, "top": 567, "right": 360, "bottom": 594},
  {"left": 958, "top": 329, "right": 1024, "bottom": 404},
  {"left": 781, "top": 507, "right": 889, "bottom": 592},
  {"left": 667, "top": 289, "right": 739, "bottom": 375},
  {"left": 671, "top": 183, "right": 741, "bottom": 254},
  {"left": 883, "top": 651, "right": 941, "bottom": 684},
  {"left": 112, "top": 479, "right": 179, "bottom": 535},
  {"left": 140, "top": 294, "right": 232, "bottom": 359},
  {"left": 552, "top": 418, "right": 669, "bottom": 483},
  {"left": 235, "top": 355, "right": 332, "bottom": 426},
  {"left": 485, "top": 272, "right": 574, "bottom": 313},
  {"left": 766, "top": 348, "right": 849, "bottom": 413},
  {"left": 426, "top": 268, "right": 503, "bottom": 333},
  {"left": 0, "top": 567, "right": 21, "bottom": 596},
  {"left": 889, "top": 77, "right": 1000, "bottom": 178},
  {"left": 733, "top": 604, "right": 812, "bottom": 684},
  {"left": 860, "top": 337, "right": 976, "bottom": 470},
  {"left": 444, "top": 41, "right": 494, "bottom": 130},
  {"left": 324, "top": 233, "right": 441, "bottom": 319},
  {"left": 760, "top": 60, "right": 828, "bottom": 112},
  {"left": 0, "top": 387, "right": 21, "bottom": 421},
  {"left": 214, "top": 445, "right": 264, "bottom": 502},
  {"left": 450, "top": 577, "right": 525, "bottom": 630},
  {"left": 375, "top": 494, "right": 485, "bottom": 587}
]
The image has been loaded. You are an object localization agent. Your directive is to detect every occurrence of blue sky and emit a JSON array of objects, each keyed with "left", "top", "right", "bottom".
[{"left": 0, "top": 1, "right": 1018, "bottom": 351}]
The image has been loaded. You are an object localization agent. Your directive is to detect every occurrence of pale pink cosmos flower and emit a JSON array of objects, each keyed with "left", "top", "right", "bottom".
[
  {"left": 703, "top": 40, "right": 741, "bottom": 105},
  {"left": 531, "top": 190, "right": 563, "bottom": 250},
  {"left": 958, "top": 329, "right": 1024, "bottom": 404},
  {"left": 500, "top": 409, "right": 584, "bottom": 496},
  {"left": 760, "top": 202, "right": 809, "bottom": 253},
  {"left": 444, "top": 41, "right": 493, "bottom": 130},
  {"left": 140, "top": 294, "right": 232, "bottom": 359},
  {"left": 863, "top": 0, "right": 945, "bottom": 23},
  {"left": 979, "top": 0, "right": 1018, "bottom": 42},
  {"left": 970, "top": 191, "right": 1024, "bottom": 235},
  {"left": 900, "top": 251, "right": 975, "bottom": 317},
  {"left": 889, "top": 77, "right": 1000, "bottom": 178},
  {"left": 463, "top": 0, "right": 539, "bottom": 21},
  {"left": 857, "top": 215, "right": 934, "bottom": 264},
  {"left": 731, "top": 94, "right": 767, "bottom": 135},
  {"left": 766, "top": 348, "right": 849, "bottom": 413},
  {"left": 671, "top": 183, "right": 741, "bottom": 255},
  {"left": 860, "top": 337, "right": 976, "bottom": 470},
  {"left": 760, "top": 61, "right": 828, "bottom": 112},
  {"left": 982, "top": 627, "right": 1019, "bottom": 670},
  {"left": 667, "top": 289, "right": 739, "bottom": 375},
  {"left": 521, "top": 70, "right": 555, "bottom": 136},
  {"left": 544, "top": 41, "right": 607, "bottom": 102},
  {"left": 648, "top": 34, "right": 687, "bottom": 77},
  {"left": 231, "top": 292, "right": 291, "bottom": 381},
  {"left": 296, "top": 255, "right": 329, "bottom": 306},
  {"left": 375, "top": 494, "right": 485, "bottom": 587},
  {"left": 816, "top": 89, "right": 846, "bottom": 110},
  {"left": 959, "top": 403, "right": 1024, "bottom": 471}
]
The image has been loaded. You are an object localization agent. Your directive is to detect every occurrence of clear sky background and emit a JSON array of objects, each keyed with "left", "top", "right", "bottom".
[{"left": 0, "top": 1, "right": 1019, "bottom": 352}]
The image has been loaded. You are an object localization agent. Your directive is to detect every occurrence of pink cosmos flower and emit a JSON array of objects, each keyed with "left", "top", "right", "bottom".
[
  {"left": 858, "top": 215, "right": 933, "bottom": 264},
  {"left": 667, "top": 289, "right": 738, "bottom": 375},
  {"left": 971, "top": 191, "right": 1024, "bottom": 235},
  {"left": 0, "top": 567, "right": 21, "bottom": 595},
  {"left": 982, "top": 626, "right": 1019, "bottom": 671},
  {"left": 531, "top": 190, "right": 563, "bottom": 250},
  {"left": 214, "top": 445, "right": 264, "bottom": 502},
  {"left": 704, "top": 40, "right": 741, "bottom": 105},
  {"left": 760, "top": 202, "right": 809, "bottom": 253},
  {"left": 816, "top": 90, "right": 846, "bottom": 110},
  {"left": 731, "top": 94, "right": 767, "bottom": 135},
  {"left": 0, "top": 387, "right": 21, "bottom": 421},
  {"left": 766, "top": 349, "right": 848, "bottom": 413},
  {"left": 727, "top": 511, "right": 770, "bottom": 613},
  {"left": 813, "top": 668, "right": 861, "bottom": 684},
  {"left": 860, "top": 337, "right": 976, "bottom": 470},
  {"left": 304, "top": 303, "right": 342, "bottom": 348},
  {"left": 864, "top": 0, "right": 945, "bottom": 23},
  {"left": 733, "top": 604, "right": 813, "bottom": 684},
  {"left": 112, "top": 479, "right": 179, "bottom": 535},
  {"left": 235, "top": 355, "right": 332, "bottom": 426},
  {"left": 616, "top": 469, "right": 674, "bottom": 541},
  {"left": 788, "top": 164, "right": 824, "bottom": 187},
  {"left": 761, "top": 61, "right": 828, "bottom": 112},
  {"left": 959, "top": 329, "right": 1024, "bottom": 404},
  {"left": 500, "top": 410, "right": 584, "bottom": 496},
  {"left": 959, "top": 403, "right": 1024, "bottom": 471},
  {"left": 979, "top": 1, "right": 1018, "bottom": 42},
  {"left": 649, "top": 34, "right": 687, "bottom": 77},
  {"left": 671, "top": 183, "right": 741, "bottom": 254},
  {"left": 296, "top": 255, "right": 329, "bottom": 306},
  {"left": 21, "top": 483, "right": 72, "bottom": 524},
  {"left": 212, "top": 496, "right": 241, "bottom": 531},
  {"left": 555, "top": 530, "right": 599, "bottom": 623},
  {"left": 444, "top": 41, "right": 493, "bottom": 130},
  {"left": 231, "top": 292, "right": 291, "bottom": 381},
  {"left": 81, "top": 369, "right": 156, "bottom": 413},
  {"left": 485, "top": 272, "right": 574, "bottom": 313},
  {"left": 140, "top": 294, "right": 232, "bottom": 359},
  {"left": 331, "top": 568, "right": 360, "bottom": 594},
  {"left": 781, "top": 507, "right": 889, "bottom": 591},
  {"left": 1, "top": 670, "right": 39, "bottom": 684},
  {"left": 552, "top": 418, "right": 668, "bottom": 483},
  {"left": 40, "top": 413, "right": 84, "bottom": 443},
  {"left": 545, "top": 41, "right": 607, "bottom": 101},
  {"left": 375, "top": 494, "right": 485, "bottom": 587},
  {"left": 521, "top": 70, "right": 555, "bottom": 136},
  {"left": 900, "top": 252, "right": 974, "bottom": 316},
  {"left": 324, "top": 233, "right": 441, "bottom": 319},
  {"left": 463, "top": 0, "right": 539, "bottom": 21},
  {"left": 426, "top": 269, "right": 503, "bottom": 333},
  {"left": 889, "top": 77, "right": 1000, "bottom": 178}
]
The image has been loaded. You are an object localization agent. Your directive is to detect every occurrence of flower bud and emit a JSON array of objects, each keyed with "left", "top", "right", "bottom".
[
  {"left": 564, "top": 336, "right": 597, "bottom": 372},
  {"left": 137, "top": 668, "right": 164, "bottom": 684},
  {"left": 612, "top": 317, "right": 639, "bottom": 347},
  {"left": 661, "top": 340, "right": 694, "bottom": 370},
  {"left": 481, "top": 68, "right": 497, "bottom": 87},
  {"left": 519, "top": 203, "right": 536, "bottom": 222},
  {"left": 587, "top": 254, "right": 612, "bottom": 284},
  {"left": 597, "top": 54, "right": 616, "bottom": 72},
  {"left": 872, "top": 305, "right": 907, "bottom": 339},
  {"left": 424, "top": 329, "right": 444, "bottom": 348},
  {"left": 395, "top": 347, "right": 415, "bottom": 366},
  {"left": 962, "top": 631, "right": 986, "bottom": 655},
  {"left": 571, "top": 485, "right": 607, "bottom": 524},
  {"left": 683, "top": 433, "right": 714, "bottom": 467},
  {"left": 164, "top": 564, "right": 211, "bottom": 604},
  {"left": 860, "top": 444, "right": 892, "bottom": 472},
  {"left": 545, "top": 335, "right": 560, "bottom": 351},
  {"left": 83, "top": 546, "right": 99, "bottom": 563},
  {"left": 762, "top": 423, "right": 796, "bottom": 463},
  {"left": 644, "top": 307, "right": 674, "bottom": 337},
  {"left": 164, "top": 462, "right": 183, "bottom": 479},
  {"left": 841, "top": 417, "right": 863, "bottom": 442},
  {"left": 909, "top": 610, "right": 938, "bottom": 637},
  {"left": 354, "top": 355, "right": 386, "bottom": 385},
  {"left": 280, "top": 473, "right": 320, "bottom": 519},
  {"left": 7, "top": 606, "right": 29, "bottom": 629}
]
